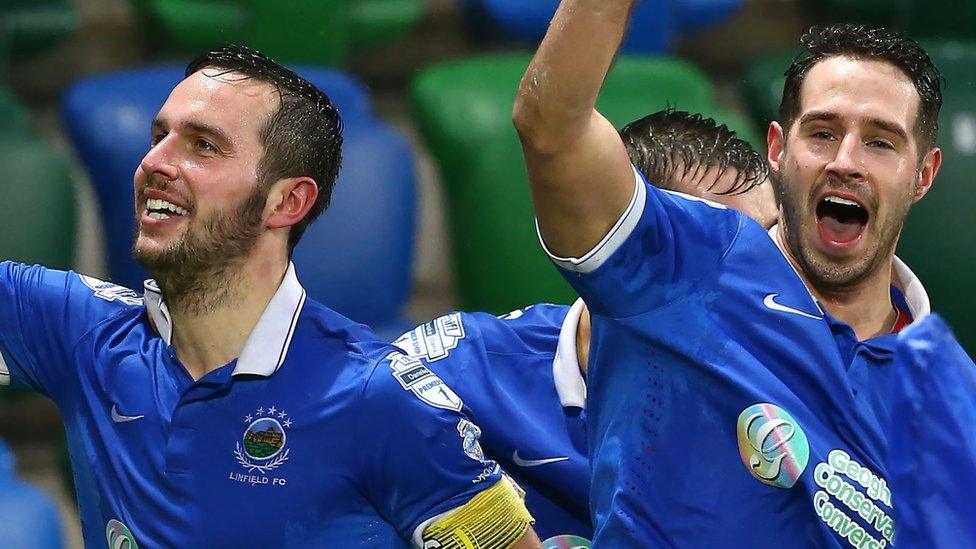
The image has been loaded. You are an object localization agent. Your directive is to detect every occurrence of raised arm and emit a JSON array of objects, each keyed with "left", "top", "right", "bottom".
[{"left": 512, "top": 0, "right": 639, "bottom": 258}]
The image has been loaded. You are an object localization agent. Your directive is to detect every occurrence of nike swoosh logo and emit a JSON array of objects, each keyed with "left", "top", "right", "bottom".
[
  {"left": 512, "top": 450, "right": 569, "bottom": 468},
  {"left": 111, "top": 405, "right": 145, "bottom": 423},
  {"left": 763, "top": 294, "right": 821, "bottom": 320}
]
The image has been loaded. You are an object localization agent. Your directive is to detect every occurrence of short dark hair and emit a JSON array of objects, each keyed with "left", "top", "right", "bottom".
[
  {"left": 620, "top": 108, "right": 768, "bottom": 195},
  {"left": 780, "top": 24, "right": 943, "bottom": 152},
  {"left": 186, "top": 44, "right": 343, "bottom": 254}
]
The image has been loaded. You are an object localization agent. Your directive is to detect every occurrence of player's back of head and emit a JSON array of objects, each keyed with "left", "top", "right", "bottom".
[{"left": 620, "top": 108, "right": 776, "bottom": 228}]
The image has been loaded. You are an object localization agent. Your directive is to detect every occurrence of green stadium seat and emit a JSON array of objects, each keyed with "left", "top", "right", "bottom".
[
  {"left": 0, "top": 137, "right": 76, "bottom": 270},
  {"left": 0, "top": 87, "right": 30, "bottom": 136},
  {"left": 133, "top": 0, "right": 422, "bottom": 66},
  {"left": 0, "top": 0, "right": 79, "bottom": 60},
  {"left": 740, "top": 50, "right": 796, "bottom": 137},
  {"left": 897, "top": 41, "right": 976, "bottom": 355},
  {"left": 805, "top": 0, "right": 976, "bottom": 41},
  {"left": 413, "top": 53, "right": 737, "bottom": 313}
]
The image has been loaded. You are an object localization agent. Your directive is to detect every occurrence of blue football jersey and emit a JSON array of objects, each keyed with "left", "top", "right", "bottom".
[
  {"left": 394, "top": 301, "right": 592, "bottom": 541},
  {"left": 543, "top": 167, "right": 930, "bottom": 547},
  {"left": 0, "top": 261, "right": 502, "bottom": 547},
  {"left": 890, "top": 314, "right": 976, "bottom": 547}
]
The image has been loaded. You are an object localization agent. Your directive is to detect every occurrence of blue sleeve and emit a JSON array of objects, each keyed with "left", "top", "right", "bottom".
[
  {"left": 544, "top": 166, "right": 743, "bottom": 318},
  {"left": 0, "top": 261, "right": 139, "bottom": 399},
  {"left": 356, "top": 350, "right": 503, "bottom": 541},
  {"left": 890, "top": 314, "right": 976, "bottom": 547}
]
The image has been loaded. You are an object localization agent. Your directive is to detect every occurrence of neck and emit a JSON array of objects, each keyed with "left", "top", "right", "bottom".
[
  {"left": 156, "top": 251, "right": 289, "bottom": 380},
  {"left": 776, "top": 228, "right": 896, "bottom": 341}
]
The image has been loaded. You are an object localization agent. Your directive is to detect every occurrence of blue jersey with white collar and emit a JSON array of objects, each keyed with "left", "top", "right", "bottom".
[
  {"left": 394, "top": 302, "right": 592, "bottom": 541},
  {"left": 890, "top": 314, "right": 976, "bottom": 547},
  {"left": 0, "top": 261, "right": 502, "bottom": 547},
  {"left": 545, "top": 167, "right": 929, "bottom": 547}
]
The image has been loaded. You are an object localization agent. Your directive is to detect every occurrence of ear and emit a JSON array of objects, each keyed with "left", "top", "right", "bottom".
[
  {"left": 913, "top": 147, "right": 942, "bottom": 203},
  {"left": 265, "top": 176, "right": 319, "bottom": 230},
  {"left": 767, "top": 121, "right": 786, "bottom": 175}
]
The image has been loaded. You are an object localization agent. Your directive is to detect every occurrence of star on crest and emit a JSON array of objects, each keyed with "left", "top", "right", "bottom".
[
  {"left": 244, "top": 414, "right": 253, "bottom": 423},
  {"left": 268, "top": 405, "right": 278, "bottom": 415},
  {"left": 278, "top": 411, "right": 287, "bottom": 419},
  {"left": 283, "top": 419, "right": 293, "bottom": 428},
  {"left": 256, "top": 407, "right": 264, "bottom": 416}
]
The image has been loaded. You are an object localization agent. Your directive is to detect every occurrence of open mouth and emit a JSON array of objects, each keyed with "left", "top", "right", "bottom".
[
  {"left": 145, "top": 198, "right": 189, "bottom": 220},
  {"left": 815, "top": 195, "right": 868, "bottom": 245}
]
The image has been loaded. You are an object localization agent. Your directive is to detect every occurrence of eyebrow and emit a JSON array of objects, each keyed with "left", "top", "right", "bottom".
[
  {"left": 151, "top": 118, "right": 235, "bottom": 147},
  {"left": 798, "top": 111, "right": 909, "bottom": 142}
]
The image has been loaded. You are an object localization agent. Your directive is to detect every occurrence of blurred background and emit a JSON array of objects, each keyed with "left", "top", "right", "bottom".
[{"left": 0, "top": 0, "right": 972, "bottom": 546}]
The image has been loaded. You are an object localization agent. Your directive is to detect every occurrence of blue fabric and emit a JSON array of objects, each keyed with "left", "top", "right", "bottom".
[
  {"left": 395, "top": 305, "right": 592, "bottom": 541},
  {"left": 0, "top": 262, "right": 499, "bottom": 547},
  {"left": 558, "top": 176, "right": 903, "bottom": 547},
  {"left": 890, "top": 314, "right": 976, "bottom": 547}
]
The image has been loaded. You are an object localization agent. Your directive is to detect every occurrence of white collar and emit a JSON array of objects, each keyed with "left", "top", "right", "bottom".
[
  {"left": 143, "top": 262, "right": 308, "bottom": 377},
  {"left": 767, "top": 224, "right": 930, "bottom": 320},
  {"left": 552, "top": 298, "right": 587, "bottom": 409}
]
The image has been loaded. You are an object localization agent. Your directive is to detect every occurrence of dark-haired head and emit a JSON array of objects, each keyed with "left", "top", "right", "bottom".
[
  {"left": 620, "top": 108, "right": 768, "bottom": 196},
  {"left": 780, "top": 24, "right": 943, "bottom": 153},
  {"left": 186, "top": 43, "right": 343, "bottom": 254},
  {"left": 620, "top": 108, "right": 776, "bottom": 227}
]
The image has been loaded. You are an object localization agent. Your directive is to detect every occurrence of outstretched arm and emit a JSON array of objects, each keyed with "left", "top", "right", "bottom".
[{"left": 512, "top": 0, "right": 639, "bottom": 258}]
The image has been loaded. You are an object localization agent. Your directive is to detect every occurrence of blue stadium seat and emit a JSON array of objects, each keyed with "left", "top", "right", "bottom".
[
  {"left": 0, "top": 438, "right": 64, "bottom": 549},
  {"left": 465, "top": 0, "right": 674, "bottom": 53},
  {"left": 292, "top": 122, "right": 416, "bottom": 339},
  {"left": 675, "top": 0, "right": 743, "bottom": 33},
  {"left": 61, "top": 65, "right": 416, "bottom": 333}
]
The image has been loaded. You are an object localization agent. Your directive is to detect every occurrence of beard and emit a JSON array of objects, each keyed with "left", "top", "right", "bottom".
[
  {"left": 772, "top": 162, "right": 915, "bottom": 293},
  {"left": 133, "top": 183, "right": 268, "bottom": 314}
]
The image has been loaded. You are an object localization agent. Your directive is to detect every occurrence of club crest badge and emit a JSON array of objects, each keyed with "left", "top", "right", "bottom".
[
  {"left": 235, "top": 406, "right": 292, "bottom": 474},
  {"left": 106, "top": 518, "right": 138, "bottom": 549}
]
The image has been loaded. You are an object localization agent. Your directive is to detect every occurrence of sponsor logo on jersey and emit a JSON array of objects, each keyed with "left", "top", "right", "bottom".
[
  {"left": 736, "top": 403, "right": 810, "bottom": 489},
  {"left": 229, "top": 405, "right": 292, "bottom": 487},
  {"left": 80, "top": 275, "right": 143, "bottom": 306},
  {"left": 388, "top": 352, "right": 463, "bottom": 412},
  {"left": 106, "top": 518, "right": 138, "bottom": 549},
  {"left": 811, "top": 449, "right": 894, "bottom": 548},
  {"left": 394, "top": 313, "right": 465, "bottom": 361}
]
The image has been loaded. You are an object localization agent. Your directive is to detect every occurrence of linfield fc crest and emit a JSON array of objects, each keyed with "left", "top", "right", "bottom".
[
  {"left": 736, "top": 403, "right": 810, "bottom": 489},
  {"left": 235, "top": 405, "right": 292, "bottom": 474}
]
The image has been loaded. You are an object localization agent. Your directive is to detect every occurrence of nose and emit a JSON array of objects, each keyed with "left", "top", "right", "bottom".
[
  {"left": 138, "top": 134, "right": 179, "bottom": 183},
  {"left": 824, "top": 133, "right": 865, "bottom": 182}
]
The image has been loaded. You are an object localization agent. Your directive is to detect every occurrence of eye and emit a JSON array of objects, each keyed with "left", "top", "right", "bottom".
[
  {"left": 811, "top": 130, "right": 835, "bottom": 141},
  {"left": 195, "top": 138, "right": 218, "bottom": 153},
  {"left": 868, "top": 139, "right": 894, "bottom": 150},
  {"left": 149, "top": 133, "right": 165, "bottom": 148}
]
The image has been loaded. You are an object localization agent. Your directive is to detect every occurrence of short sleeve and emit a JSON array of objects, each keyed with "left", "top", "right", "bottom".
[
  {"left": 356, "top": 351, "right": 503, "bottom": 541},
  {"left": 540, "top": 165, "right": 744, "bottom": 318},
  {"left": 0, "top": 261, "right": 139, "bottom": 399}
]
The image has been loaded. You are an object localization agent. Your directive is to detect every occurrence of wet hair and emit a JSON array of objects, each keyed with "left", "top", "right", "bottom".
[
  {"left": 780, "top": 23, "right": 943, "bottom": 151},
  {"left": 620, "top": 108, "right": 768, "bottom": 195},
  {"left": 186, "top": 44, "right": 343, "bottom": 254}
]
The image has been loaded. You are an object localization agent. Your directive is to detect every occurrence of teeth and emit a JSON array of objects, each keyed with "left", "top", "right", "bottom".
[
  {"left": 824, "top": 196, "right": 860, "bottom": 208},
  {"left": 146, "top": 198, "right": 188, "bottom": 216},
  {"left": 148, "top": 212, "right": 170, "bottom": 220}
]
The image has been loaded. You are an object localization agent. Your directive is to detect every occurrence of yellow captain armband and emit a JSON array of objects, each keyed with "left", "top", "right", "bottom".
[{"left": 420, "top": 477, "right": 534, "bottom": 548}]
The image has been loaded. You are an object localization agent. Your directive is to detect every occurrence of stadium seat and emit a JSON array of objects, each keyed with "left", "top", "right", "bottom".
[
  {"left": 0, "top": 86, "right": 30, "bottom": 136},
  {"left": 61, "top": 65, "right": 416, "bottom": 332},
  {"left": 806, "top": 0, "right": 976, "bottom": 40},
  {"left": 131, "top": 0, "right": 422, "bottom": 66},
  {"left": 739, "top": 50, "right": 797, "bottom": 135},
  {"left": 674, "top": 0, "right": 744, "bottom": 33},
  {"left": 0, "top": 438, "right": 64, "bottom": 549},
  {"left": 896, "top": 41, "right": 976, "bottom": 354},
  {"left": 0, "top": 137, "right": 76, "bottom": 270},
  {"left": 292, "top": 122, "right": 416, "bottom": 339},
  {"left": 0, "top": 0, "right": 79, "bottom": 60},
  {"left": 412, "top": 53, "right": 743, "bottom": 313},
  {"left": 461, "top": 0, "right": 674, "bottom": 53}
]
